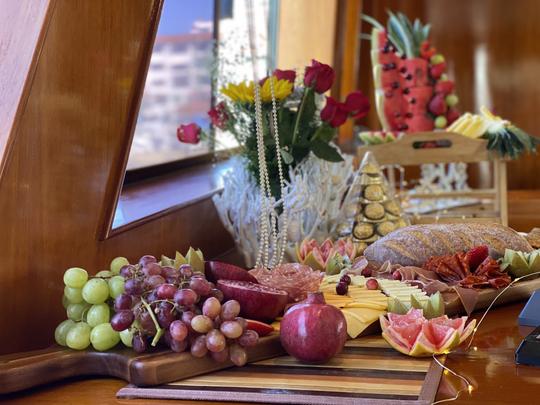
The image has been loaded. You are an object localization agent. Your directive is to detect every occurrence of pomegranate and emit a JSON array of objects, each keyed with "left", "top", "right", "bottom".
[
  {"left": 205, "top": 261, "right": 258, "bottom": 284},
  {"left": 280, "top": 292, "right": 347, "bottom": 363},
  {"left": 217, "top": 280, "right": 288, "bottom": 322}
]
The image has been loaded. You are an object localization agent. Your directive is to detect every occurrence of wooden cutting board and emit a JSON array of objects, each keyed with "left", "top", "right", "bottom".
[
  {"left": 445, "top": 277, "right": 540, "bottom": 315},
  {"left": 0, "top": 334, "right": 284, "bottom": 395},
  {"left": 117, "top": 336, "right": 444, "bottom": 405}
]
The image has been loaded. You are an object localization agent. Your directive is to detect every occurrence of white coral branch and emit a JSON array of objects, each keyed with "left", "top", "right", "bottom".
[{"left": 213, "top": 154, "right": 355, "bottom": 267}]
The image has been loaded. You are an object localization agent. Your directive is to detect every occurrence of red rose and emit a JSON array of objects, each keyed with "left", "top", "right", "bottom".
[
  {"left": 177, "top": 123, "right": 201, "bottom": 144},
  {"left": 208, "top": 102, "right": 229, "bottom": 130},
  {"left": 273, "top": 69, "right": 296, "bottom": 84},
  {"left": 320, "top": 96, "right": 348, "bottom": 128},
  {"left": 343, "top": 91, "right": 370, "bottom": 119},
  {"left": 304, "top": 59, "right": 335, "bottom": 93},
  {"left": 260, "top": 69, "right": 296, "bottom": 87}
]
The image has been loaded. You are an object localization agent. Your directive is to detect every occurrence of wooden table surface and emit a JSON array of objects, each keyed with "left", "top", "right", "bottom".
[{"left": 1, "top": 302, "right": 538, "bottom": 404}]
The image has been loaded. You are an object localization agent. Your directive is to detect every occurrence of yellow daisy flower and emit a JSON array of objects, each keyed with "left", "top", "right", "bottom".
[{"left": 220, "top": 77, "right": 293, "bottom": 104}]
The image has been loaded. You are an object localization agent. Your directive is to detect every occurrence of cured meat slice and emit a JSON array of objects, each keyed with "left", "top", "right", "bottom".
[{"left": 250, "top": 263, "right": 324, "bottom": 302}]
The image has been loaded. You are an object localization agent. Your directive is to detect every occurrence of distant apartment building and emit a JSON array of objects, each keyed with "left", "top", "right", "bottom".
[{"left": 128, "top": 24, "right": 213, "bottom": 168}]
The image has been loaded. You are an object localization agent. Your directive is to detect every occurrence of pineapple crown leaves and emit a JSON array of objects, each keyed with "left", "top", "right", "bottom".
[
  {"left": 361, "top": 11, "right": 430, "bottom": 58},
  {"left": 480, "top": 106, "right": 539, "bottom": 159},
  {"left": 387, "top": 11, "right": 430, "bottom": 58},
  {"left": 485, "top": 126, "right": 539, "bottom": 159}
]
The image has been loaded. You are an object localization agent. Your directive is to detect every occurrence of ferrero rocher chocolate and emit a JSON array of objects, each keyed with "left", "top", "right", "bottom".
[
  {"left": 377, "top": 221, "right": 396, "bottom": 236},
  {"left": 384, "top": 200, "right": 401, "bottom": 216},
  {"left": 353, "top": 223, "right": 374, "bottom": 239},
  {"left": 364, "top": 203, "right": 385, "bottom": 220},
  {"left": 334, "top": 151, "right": 410, "bottom": 245},
  {"left": 364, "top": 184, "right": 384, "bottom": 201}
]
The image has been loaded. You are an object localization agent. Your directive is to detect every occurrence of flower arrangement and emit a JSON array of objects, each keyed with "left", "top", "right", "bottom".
[{"left": 177, "top": 60, "right": 370, "bottom": 197}]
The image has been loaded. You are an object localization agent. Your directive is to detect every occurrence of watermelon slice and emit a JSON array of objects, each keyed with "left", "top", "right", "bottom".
[{"left": 380, "top": 308, "right": 476, "bottom": 357}]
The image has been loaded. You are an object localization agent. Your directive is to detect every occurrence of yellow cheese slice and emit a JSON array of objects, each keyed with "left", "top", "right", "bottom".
[
  {"left": 341, "top": 311, "right": 370, "bottom": 339},
  {"left": 342, "top": 308, "right": 383, "bottom": 324},
  {"left": 344, "top": 302, "right": 387, "bottom": 311}
]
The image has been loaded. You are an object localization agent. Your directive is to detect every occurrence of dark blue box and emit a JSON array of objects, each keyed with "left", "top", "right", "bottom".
[{"left": 518, "top": 290, "right": 540, "bottom": 327}]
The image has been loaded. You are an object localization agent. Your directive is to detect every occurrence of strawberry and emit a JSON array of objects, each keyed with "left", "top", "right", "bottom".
[
  {"left": 246, "top": 319, "right": 274, "bottom": 336},
  {"left": 446, "top": 107, "right": 461, "bottom": 125},
  {"left": 429, "top": 62, "right": 447, "bottom": 79},
  {"left": 428, "top": 94, "right": 447, "bottom": 116},
  {"left": 465, "top": 245, "right": 489, "bottom": 271},
  {"left": 435, "top": 80, "right": 454, "bottom": 95}
]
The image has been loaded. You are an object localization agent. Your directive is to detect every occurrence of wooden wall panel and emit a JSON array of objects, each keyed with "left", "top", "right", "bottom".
[
  {"left": 359, "top": 0, "right": 540, "bottom": 189},
  {"left": 0, "top": 0, "right": 51, "bottom": 177},
  {"left": 277, "top": 0, "right": 338, "bottom": 68},
  {"left": 0, "top": 0, "right": 234, "bottom": 354}
]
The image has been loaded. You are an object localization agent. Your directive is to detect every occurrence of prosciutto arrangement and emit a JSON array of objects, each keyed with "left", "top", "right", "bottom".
[
  {"left": 423, "top": 245, "right": 511, "bottom": 289},
  {"left": 250, "top": 263, "right": 324, "bottom": 302},
  {"left": 369, "top": 245, "right": 512, "bottom": 314}
]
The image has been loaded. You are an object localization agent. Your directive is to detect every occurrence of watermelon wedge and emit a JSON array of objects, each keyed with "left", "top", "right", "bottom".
[{"left": 380, "top": 309, "right": 476, "bottom": 357}]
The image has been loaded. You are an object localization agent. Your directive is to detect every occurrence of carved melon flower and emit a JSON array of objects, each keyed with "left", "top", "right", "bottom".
[
  {"left": 296, "top": 238, "right": 357, "bottom": 274},
  {"left": 220, "top": 77, "right": 293, "bottom": 104}
]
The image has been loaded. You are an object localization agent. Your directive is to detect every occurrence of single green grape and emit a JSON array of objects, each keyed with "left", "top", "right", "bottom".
[
  {"left": 64, "top": 286, "right": 83, "bottom": 304},
  {"left": 108, "top": 276, "right": 125, "bottom": 299},
  {"left": 63, "top": 267, "right": 88, "bottom": 288},
  {"left": 66, "top": 302, "right": 90, "bottom": 321},
  {"left": 54, "top": 319, "right": 76, "bottom": 346},
  {"left": 90, "top": 323, "right": 120, "bottom": 351},
  {"left": 95, "top": 270, "right": 113, "bottom": 278},
  {"left": 110, "top": 257, "right": 129, "bottom": 275},
  {"left": 86, "top": 303, "right": 110, "bottom": 327},
  {"left": 82, "top": 278, "right": 109, "bottom": 304},
  {"left": 66, "top": 322, "right": 92, "bottom": 350},
  {"left": 62, "top": 294, "right": 70, "bottom": 309},
  {"left": 119, "top": 328, "right": 134, "bottom": 347}
]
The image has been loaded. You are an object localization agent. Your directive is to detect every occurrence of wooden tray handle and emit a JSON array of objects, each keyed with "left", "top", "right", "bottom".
[{"left": 0, "top": 346, "right": 130, "bottom": 394}]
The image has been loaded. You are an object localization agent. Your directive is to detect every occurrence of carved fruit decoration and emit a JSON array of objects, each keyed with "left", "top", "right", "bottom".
[{"left": 365, "top": 12, "right": 460, "bottom": 132}]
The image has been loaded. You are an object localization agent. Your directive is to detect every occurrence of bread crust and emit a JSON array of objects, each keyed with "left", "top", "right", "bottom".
[{"left": 364, "top": 223, "right": 533, "bottom": 267}]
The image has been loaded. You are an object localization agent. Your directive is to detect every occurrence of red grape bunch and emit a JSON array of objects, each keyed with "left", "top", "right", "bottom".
[{"left": 110, "top": 254, "right": 259, "bottom": 366}]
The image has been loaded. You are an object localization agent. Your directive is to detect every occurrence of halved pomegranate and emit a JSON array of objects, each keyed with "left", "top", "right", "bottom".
[
  {"left": 205, "top": 261, "right": 258, "bottom": 284},
  {"left": 217, "top": 280, "right": 288, "bottom": 322}
]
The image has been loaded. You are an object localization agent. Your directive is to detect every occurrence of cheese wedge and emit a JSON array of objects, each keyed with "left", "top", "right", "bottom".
[
  {"left": 343, "top": 302, "right": 387, "bottom": 310},
  {"left": 342, "top": 308, "right": 382, "bottom": 324},
  {"left": 341, "top": 311, "right": 372, "bottom": 339}
]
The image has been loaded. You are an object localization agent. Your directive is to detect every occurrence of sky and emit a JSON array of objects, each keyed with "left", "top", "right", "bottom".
[{"left": 157, "top": 0, "right": 214, "bottom": 35}]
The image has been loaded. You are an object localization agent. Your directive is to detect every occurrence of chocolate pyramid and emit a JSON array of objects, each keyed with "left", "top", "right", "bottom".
[{"left": 335, "top": 151, "right": 410, "bottom": 255}]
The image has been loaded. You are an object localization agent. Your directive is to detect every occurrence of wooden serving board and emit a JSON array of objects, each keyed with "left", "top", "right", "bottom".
[
  {"left": 445, "top": 277, "right": 540, "bottom": 315},
  {"left": 0, "top": 334, "right": 284, "bottom": 395},
  {"left": 117, "top": 336, "right": 444, "bottom": 404}
]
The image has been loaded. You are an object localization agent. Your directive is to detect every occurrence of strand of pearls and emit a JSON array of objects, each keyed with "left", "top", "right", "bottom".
[
  {"left": 268, "top": 76, "right": 288, "bottom": 266},
  {"left": 246, "top": 0, "right": 288, "bottom": 269},
  {"left": 253, "top": 82, "right": 271, "bottom": 268}
]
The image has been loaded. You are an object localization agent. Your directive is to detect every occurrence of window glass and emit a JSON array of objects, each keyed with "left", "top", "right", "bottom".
[
  {"left": 126, "top": 0, "right": 275, "bottom": 170},
  {"left": 127, "top": 0, "right": 214, "bottom": 170}
]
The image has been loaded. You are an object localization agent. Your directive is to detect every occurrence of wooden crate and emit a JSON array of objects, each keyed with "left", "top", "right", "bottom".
[{"left": 357, "top": 132, "right": 508, "bottom": 226}]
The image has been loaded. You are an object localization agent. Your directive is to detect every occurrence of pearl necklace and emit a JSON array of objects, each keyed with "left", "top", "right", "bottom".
[{"left": 246, "top": 0, "right": 288, "bottom": 269}]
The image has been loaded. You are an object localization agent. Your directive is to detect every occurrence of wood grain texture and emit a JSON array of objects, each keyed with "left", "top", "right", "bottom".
[
  {"left": 357, "top": 132, "right": 491, "bottom": 165},
  {"left": 358, "top": 0, "right": 540, "bottom": 189},
  {"left": 333, "top": 0, "right": 363, "bottom": 143},
  {"left": 0, "top": 0, "right": 234, "bottom": 355},
  {"left": 276, "top": 0, "right": 338, "bottom": 68},
  {"left": 117, "top": 338, "right": 442, "bottom": 404},
  {"left": 0, "top": 0, "right": 52, "bottom": 177},
  {"left": 0, "top": 335, "right": 283, "bottom": 395}
]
